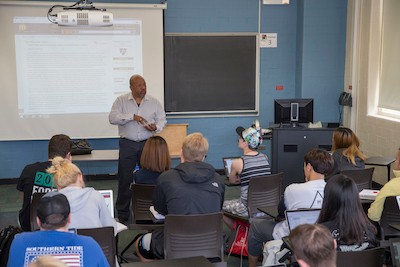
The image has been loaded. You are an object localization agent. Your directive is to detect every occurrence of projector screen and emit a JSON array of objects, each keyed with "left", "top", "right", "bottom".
[{"left": 0, "top": 1, "right": 165, "bottom": 140}]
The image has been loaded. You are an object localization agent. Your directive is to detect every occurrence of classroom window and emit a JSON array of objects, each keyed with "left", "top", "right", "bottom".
[{"left": 376, "top": 0, "right": 400, "bottom": 119}]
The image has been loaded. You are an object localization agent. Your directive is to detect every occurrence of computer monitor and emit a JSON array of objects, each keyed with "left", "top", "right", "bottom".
[{"left": 274, "top": 98, "right": 314, "bottom": 125}]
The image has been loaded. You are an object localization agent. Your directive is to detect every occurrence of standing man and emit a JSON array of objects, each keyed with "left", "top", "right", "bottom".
[
  {"left": 109, "top": 74, "right": 166, "bottom": 223},
  {"left": 17, "top": 134, "right": 72, "bottom": 231}
]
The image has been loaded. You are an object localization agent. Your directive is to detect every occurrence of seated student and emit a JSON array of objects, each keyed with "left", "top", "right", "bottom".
[
  {"left": 318, "top": 174, "right": 378, "bottom": 250},
  {"left": 134, "top": 132, "right": 225, "bottom": 261},
  {"left": 7, "top": 192, "right": 109, "bottom": 267},
  {"left": 133, "top": 136, "right": 171, "bottom": 184},
  {"left": 248, "top": 149, "right": 333, "bottom": 267},
  {"left": 223, "top": 126, "right": 270, "bottom": 228},
  {"left": 289, "top": 224, "right": 337, "bottom": 267},
  {"left": 328, "top": 127, "right": 366, "bottom": 177},
  {"left": 46, "top": 157, "right": 117, "bottom": 233},
  {"left": 368, "top": 147, "right": 400, "bottom": 222},
  {"left": 17, "top": 134, "right": 71, "bottom": 231}
]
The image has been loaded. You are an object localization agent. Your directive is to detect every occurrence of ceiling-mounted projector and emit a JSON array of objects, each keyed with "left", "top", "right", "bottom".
[
  {"left": 47, "top": 0, "right": 113, "bottom": 26},
  {"left": 57, "top": 10, "right": 113, "bottom": 26}
]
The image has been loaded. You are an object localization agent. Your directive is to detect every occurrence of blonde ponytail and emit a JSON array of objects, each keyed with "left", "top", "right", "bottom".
[{"left": 47, "top": 156, "right": 81, "bottom": 188}]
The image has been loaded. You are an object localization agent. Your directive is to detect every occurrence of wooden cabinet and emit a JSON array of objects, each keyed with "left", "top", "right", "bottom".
[{"left": 156, "top": 124, "right": 189, "bottom": 158}]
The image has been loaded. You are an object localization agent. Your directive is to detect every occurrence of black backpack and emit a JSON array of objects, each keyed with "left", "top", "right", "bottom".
[{"left": 0, "top": 225, "right": 23, "bottom": 266}]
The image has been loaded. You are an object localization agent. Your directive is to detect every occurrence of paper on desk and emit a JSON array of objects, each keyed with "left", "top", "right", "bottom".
[
  {"left": 150, "top": 206, "right": 165, "bottom": 220},
  {"left": 359, "top": 189, "right": 380, "bottom": 200},
  {"left": 116, "top": 222, "right": 128, "bottom": 233}
]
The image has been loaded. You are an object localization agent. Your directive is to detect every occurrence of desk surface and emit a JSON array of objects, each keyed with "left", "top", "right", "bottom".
[
  {"left": 73, "top": 150, "right": 119, "bottom": 162},
  {"left": 126, "top": 256, "right": 214, "bottom": 267},
  {"left": 257, "top": 206, "right": 279, "bottom": 219},
  {"left": 365, "top": 156, "right": 396, "bottom": 166},
  {"left": 72, "top": 149, "right": 180, "bottom": 162}
]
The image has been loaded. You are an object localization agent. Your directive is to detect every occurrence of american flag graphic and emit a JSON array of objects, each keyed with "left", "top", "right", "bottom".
[{"left": 25, "top": 246, "right": 83, "bottom": 267}]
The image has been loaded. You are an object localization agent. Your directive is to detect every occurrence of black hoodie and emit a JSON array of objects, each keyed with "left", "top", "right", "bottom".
[{"left": 153, "top": 161, "right": 225, "bottom": 216}]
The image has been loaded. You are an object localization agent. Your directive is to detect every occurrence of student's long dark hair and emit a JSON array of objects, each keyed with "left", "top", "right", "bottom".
[{"left": 317, "top": 174, "right": 376, "bottom": 244}]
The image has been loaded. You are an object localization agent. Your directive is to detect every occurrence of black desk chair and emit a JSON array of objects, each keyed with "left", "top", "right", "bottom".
[
  {"left": 164, "top": 212, "right": 226, "bottom": 266},
  {"left": 379, "top": 196, "right": 400, "bottom": 240},
  {"left": 119, "top": 184, "right": 164, "bottom": 262},
  {"left": 122, "top": 256, "right": 214, "bottom": 267},
  {"left": 77, "top": 226, "right": 116, "bottom": 267},
  {"left": 341, "top": 167, "right": 374, "bottom": 192},
  {"left": 224, "top": 172, "right": 283, "bottom": 222},
  {"left": 30, "top": 192, "right": 46, "bottom": 231},
  {"left": 336, "top": 247, "right": 385, "bottom": 267}
]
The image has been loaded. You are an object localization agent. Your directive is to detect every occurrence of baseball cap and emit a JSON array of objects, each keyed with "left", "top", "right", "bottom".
[
  {"left": 236, "top": 126, "right": 262, "bottom": 149},
  {"left": 37, "top": 191, "right": 70, "bottom": 226}
]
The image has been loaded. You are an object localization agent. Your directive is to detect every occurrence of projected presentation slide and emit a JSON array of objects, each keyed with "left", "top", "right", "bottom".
[{"left": 14, "top": 17, "right": 142, "bottom": 117}]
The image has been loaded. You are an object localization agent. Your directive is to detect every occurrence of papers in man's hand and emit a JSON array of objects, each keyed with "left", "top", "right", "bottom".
[
  {"left": 150, "top": 206, "right": 165, "bottom": 220},
  {"left": 359, "top": 189, "right": 380, "bottom": 200}
]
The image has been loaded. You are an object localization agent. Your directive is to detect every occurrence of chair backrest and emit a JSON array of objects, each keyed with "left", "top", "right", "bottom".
[
  {"left": 30, "top": 192, "right": 46, "bottom": 231},
  {"left": 247, "top": 172, "right": 283, "bottom": 218},
  {"left": 76, "top": 226, "right": 116, "bottom": 267},
  {"left": 341, "top": 167, "right": 374, "bottom": 192},
  {"left": 336, "top": 247, "right": 385, "bottom": 267},
  {"left": 379, "top": 196, "right": 400, "bottom": 239},
  {"left": 164, "top": 212, "right": 224, "bottom": 262},
  {"left": 131, "top": 184, "right": 156, "bottom": 223}
]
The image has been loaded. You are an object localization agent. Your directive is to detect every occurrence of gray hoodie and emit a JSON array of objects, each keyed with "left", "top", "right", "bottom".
[{"left": 59, "top": 186, "right": 117, "bottom": 234}]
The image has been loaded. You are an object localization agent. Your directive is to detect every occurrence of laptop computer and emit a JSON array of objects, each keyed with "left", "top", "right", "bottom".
[
  {"left": 281, "top": 209, "right": 320, "bottom": 255},
  {"left": 98, "top": 190, "right": 127, "bottom": 233},
  {"left": 390, "top": 238, "right": 400, "bottom": 267},
  {"left": 98, "top": 190, "right": 114, "bottom": 218},
  {"left": 285, "top": 208, "right": 321, "bottom": 232},
  {"left": 222, "top": 157, "right": 240, "bottom": 177}
]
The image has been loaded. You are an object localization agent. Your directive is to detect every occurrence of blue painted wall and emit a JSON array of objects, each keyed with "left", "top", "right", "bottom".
[{"left": 0, "top": 0, "right": 347, "bottom": 179}]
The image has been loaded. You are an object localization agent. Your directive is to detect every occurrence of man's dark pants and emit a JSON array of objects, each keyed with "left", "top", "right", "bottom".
[{"left": 116, "top": 138, "right": 145, "bottom": 221}]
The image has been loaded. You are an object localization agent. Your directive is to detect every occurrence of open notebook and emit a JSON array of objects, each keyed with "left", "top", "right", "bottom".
[
  {"left": 359, "top": 189, "right": 380, "bottom": 201},
  {"left": 150, "top": 205, "right": 165, "bottom": 222},
  {"left": 285, "top": 209, "right": 321, "bottom": 232},
  {"left": 98, "top": 190, "right": 127, "bottom": 233}
]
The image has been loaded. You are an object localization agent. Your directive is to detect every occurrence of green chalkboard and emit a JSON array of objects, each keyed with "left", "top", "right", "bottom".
[{"left": 165, "top": 34, "right": 258, "bottom": 114}]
